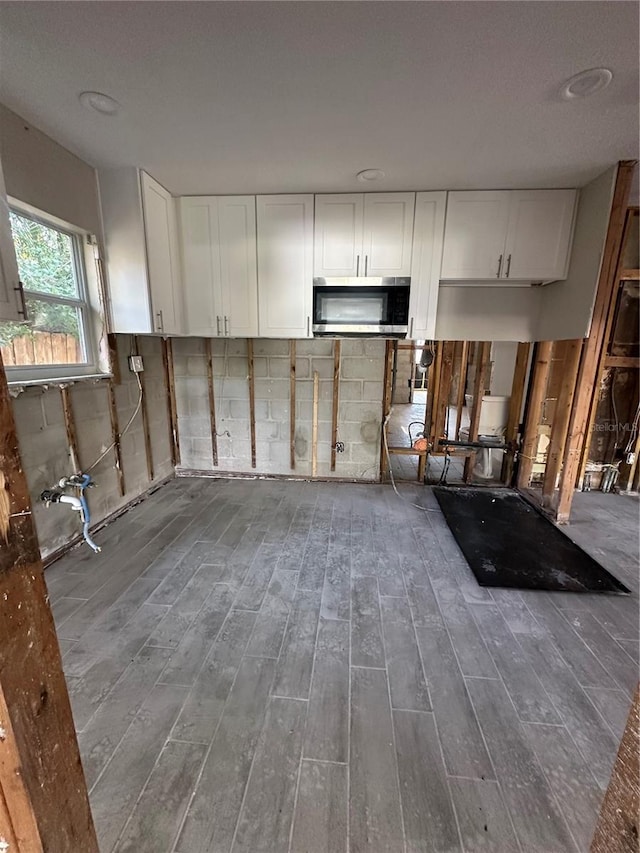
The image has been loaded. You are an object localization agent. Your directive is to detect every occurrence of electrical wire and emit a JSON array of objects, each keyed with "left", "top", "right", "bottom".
[
  {"left": 85, "top": 371, "right": 144, "bottom": 472},
  {"left": 382, "top": 407, "right": 439, "bottom": 513}
]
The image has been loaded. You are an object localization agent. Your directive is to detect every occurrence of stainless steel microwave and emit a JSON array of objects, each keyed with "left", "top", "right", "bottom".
[{"left": 312, "top": 277, "right": 410, "bottom": 337}]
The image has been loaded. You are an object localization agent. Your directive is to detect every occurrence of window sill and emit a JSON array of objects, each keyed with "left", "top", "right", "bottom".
[{"left": 7, "top": 372, "right": 112, "bottom": 393}]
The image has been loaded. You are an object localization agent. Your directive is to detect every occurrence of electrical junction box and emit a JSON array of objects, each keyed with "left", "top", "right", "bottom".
[{"left": 128, "top": 355, "right": 144, "bottom": 373}]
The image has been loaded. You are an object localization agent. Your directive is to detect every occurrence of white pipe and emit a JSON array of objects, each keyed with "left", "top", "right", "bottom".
[{"left": 58, "top": 494, "right": 83, "bottom": 515}]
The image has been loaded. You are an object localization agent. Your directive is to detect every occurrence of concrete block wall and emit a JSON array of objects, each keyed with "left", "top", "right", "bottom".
[
  {"left": 173, "top": 337, "right": 386, "bottom": 480},
  {"left": 10, "top": 335, "right": 173, "bottom": 558}
]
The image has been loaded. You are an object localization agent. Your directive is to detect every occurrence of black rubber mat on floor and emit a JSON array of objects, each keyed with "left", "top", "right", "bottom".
[{"left": 433, "top": 486, "right": 630, "bottom": 593}]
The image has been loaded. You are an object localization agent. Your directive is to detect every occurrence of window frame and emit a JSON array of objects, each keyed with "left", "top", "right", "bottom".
[{"left": 4, "top": 200, "right": 103, "bottom": 383}]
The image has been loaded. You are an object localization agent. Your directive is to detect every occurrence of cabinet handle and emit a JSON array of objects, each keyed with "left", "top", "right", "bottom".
[
  {"left": 409, "top": 317, "right": 414, "bottom": 339},
  {"left": 14, "top": 282, "right": 28, "bottom": 320},
  {"left": 356, "top": 255, "right": 360, "bottom": 276},
  {"left": 156, "top": 309, "right": 164, "bottom": 332},
  {"left": 224, "top": 316, "right": 229, "bottom": 336},
  {"left": 364, "top": 255, "right": 368, "bottom": 276},
  {"left": 496, "top": 254, "right": 503, "bottom": 278},
  {"left": 307, "top": 316, "right": 310, "bottom": 337},
  {"left": 505, "top": 254, "right": 512, "bottom": 278},
  {"left": 216, "top": 315, "right": 221, "bottom": 336}
]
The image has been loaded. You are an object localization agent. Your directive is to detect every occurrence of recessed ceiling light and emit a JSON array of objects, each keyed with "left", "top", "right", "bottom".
[
  {"left": 357, "top": 169, "right": 385, "bottom": 183},
  {"left": 559, "top": 68, "right": 613, "bottom": 100},
  {"left": 79, "top": 91, "right": 120, "bottom": 116}
]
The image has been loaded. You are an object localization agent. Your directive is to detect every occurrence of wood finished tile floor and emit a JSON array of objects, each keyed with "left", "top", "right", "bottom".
[{"left": 45, "top": 477, "right": 639, "bottom": 852}]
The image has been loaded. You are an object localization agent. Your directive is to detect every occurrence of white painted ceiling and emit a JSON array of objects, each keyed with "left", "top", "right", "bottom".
[{"left": 0, "top": 1, "right": 638, "bottom": 195}]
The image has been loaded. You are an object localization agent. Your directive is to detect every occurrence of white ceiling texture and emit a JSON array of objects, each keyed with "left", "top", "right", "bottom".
[{"left": 0, "top": 1, "right": 638, "bottom": 196}]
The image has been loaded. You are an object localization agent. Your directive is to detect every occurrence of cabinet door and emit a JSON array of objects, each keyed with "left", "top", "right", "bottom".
[
  {"left": 140, "top": 172, "right": 181, "bottom": 334},
  {"left": 314, "top": 194, "right": 363, "bottom": 276},
  {"left": 408, "top": 192, "right": 447, "bottom": 340},
  {"left": 178, "top": 196, "right": 223, "bottom": 336},
  {"left": 218, "top": 197, "right": 258, "bottom": 338},
  {"left": 257, "top": 195, "right": 313, "bottom": 338},
  {"left": 441, "top": 191, "right": 511, "bottom": 280},
  {"left": 504, "top": 190, "right": 577, "bottom": 281},
  {"left": 362, "top": 192, "right": 415, "bottom": 276},
  {"left": 0, "top": 157, "right": 23, "bottom": 322}
]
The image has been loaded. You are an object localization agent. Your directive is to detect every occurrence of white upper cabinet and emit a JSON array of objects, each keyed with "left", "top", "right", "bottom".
[
  {"left": 504, "top": 190, "right": 577, "bottom": 281},
  {"left": 314, "top": 195, "right": 363, "bottom": 276},
  {"left": 0, "top": 154, "right": 24, "bottom": 323},
  {"left": 178, "top": 196, "right": 258, "bottom": 337},
  {"left": 362, "top": 193, "right": 416, "bottom": 276},
  {"left": 257, "top": 195, "right": 313, "bottom": 338},
  {"left": 100, "top": 168, "right": 182, "bottom": 334},
  {"left": 441, "top": 191, "right": 511, "bottom": 280},
  {"left": 408, "top": 192, "right": 447, "bottom": 340},
  {"left": 140, "top": 172, "right": 182, "bottom": 334},
  {"left": 441, "top": 189, "right": 577, "bottom": 282},
  {"left": 314, "top": 192, "right": 415, "bottom": 277}
]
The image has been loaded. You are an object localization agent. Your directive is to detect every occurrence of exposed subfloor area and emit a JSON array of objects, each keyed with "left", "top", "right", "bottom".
[{"left": 44, "top": 477, "right": 639, "bottom": 853}]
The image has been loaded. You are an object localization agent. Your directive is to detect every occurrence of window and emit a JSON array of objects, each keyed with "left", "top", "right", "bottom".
[{"left": 1, "top": 206, "right": 99, "bottom": 380}]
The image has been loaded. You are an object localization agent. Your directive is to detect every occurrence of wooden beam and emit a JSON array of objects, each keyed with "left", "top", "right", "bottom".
[
  {"left": 517, "top": 341, "right": 553, "bottom": 490},
  {"left": 311, "top": 370, "right": 319, "bottom": 477},
  {"left": 557, "top": 160, "right": 637, "bottom": 523},
  {"left": 247, "top": 338, "right": 256, "bottom": 468},
  {"left": 204, "top": 338, "right": 218, "bottom": 466},
  {"left": 426, "top": 342, "right": 443, "bottom": 446},
  {"left": 604, "top": 356, "right": 640, "bottom": 369},
  {"left": 541, "top": 340, "right": 583, "bottom": 504},
  {"left": 590, "top": 685, "right": 639, "bottom": 852},
  {"left": 134, "top": 336, "right": 154, "bottom": 482},
  {"left": 107, "top": 379, "right": 126, "bottom": 497},
  {"left": 578, "top": 202, "right": 640, "bottom": 484},
  {"left": 500, "top": 342, "right": 531, "bottom": 485},
  {"left": 454, "top": 341, "right": 470, "bottom": 440},
  {"left": 290, "top": 340, "right": 296, "bottom": 470},
  {"left": 0, "top": 352, "right": 98, "bottom": 850},
  {"left": 380, "top": 339, "right": 394, "bottom": 481},
  {"left": 433, "top": 341, "right": 455, "bottom": 444},
  {"left": 330, "top": 339, "right": 341, "bottom": 471},
  {"left": 60, "top": 385, "right": 80, "bottom": 473},
  {"left": 161, "top": 338, "right": 180, "bottom": 467},
  {"left": 542, "top": 340, "right": 582, "bottom": 507},
  {"left": 463, "top": 341, "right": 491, "bottom": 483},
  {"left": 620, "top": 268, "right": 640, "bottom": 280}
]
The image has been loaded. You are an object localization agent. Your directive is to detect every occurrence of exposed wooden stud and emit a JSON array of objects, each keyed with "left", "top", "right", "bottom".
[
  {"left": 380, "top": 339, "right": 394, "bottom": 481},
  {"left": 590, "top": 686, "right": 639, "bottom": 852},
  {"left": 433, "top": 341, "right": 455, "bottom": 444},
  {"left": 0, "top": 352, "right": 98, "bottom": 850},
  {"left": 622, "top": 430, "right": 640, "bottom": 493},
  {"left": 247, "top": 338, "right": 256, "bottom": 469},
  {"left": 604, "top": 355, "right": 640, "bottom": 369},
  {"left": 578, "top": 202, "right": 640, "bottom": 484},
  {"left": 408, "top": 341, "right": 417, "bottom": 404},
  {"left": 311, "top": 369, "right": 319, "bottom": 477},
  {"left": 134, "top": 336, "right": 154, "bottom": 482},
  {"left": 454, "top": 341, "right": 470, "bottom": 440},
  {"left": 330, "top": 340, "right": 341, "bottom": 471},
  {"left": 463, "top": 341, "right": 491, "bottom": 483},
  {"left": 516, "top": 341, "right": 553, "bottom": 490},
  {"left": 107, "top": 379, "right": 126, "bottom": 497},
  {"left": 426, "top": 342, "right": 443, "bottom": 446},
  {"left": 620, "top": 269, "right": 640, "bottom": 280},
  {"left": 106, "top": 331, "right": 121, "bottom": 384},
  {"left": 290, "top": 340, "right": 296, "bottom": 470},
  {"left": 541, "top": 340, "right": 583, "bottom": 505},
  {"left": 60, "top": 385, "right": 80, "bottom": 473},
  {"left": 161, "top": 337, "right": 180, "bottom": 467},
  {"left": 500, "top": 342, "right": 531, "bottom": 485},
  {"left": 557, "top": 160, "right": 637, "bottom": 523},
  {"left": 204, "top": 338, "right": 218, "bottom": 466}
]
